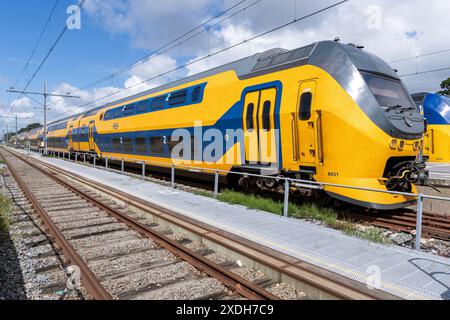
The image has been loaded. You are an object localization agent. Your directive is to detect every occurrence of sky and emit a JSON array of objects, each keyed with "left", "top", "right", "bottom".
[{"left": 1, "top": 0, "right": 449, "bottom": 133}]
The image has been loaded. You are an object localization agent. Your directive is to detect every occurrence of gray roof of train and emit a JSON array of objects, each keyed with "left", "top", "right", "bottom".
[{"left": 48, "top": 40, "right": 399, "bottom": 126}]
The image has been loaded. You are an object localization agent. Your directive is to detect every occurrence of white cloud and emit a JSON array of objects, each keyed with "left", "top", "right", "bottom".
[
  {"left": 85, "top": 0, "right": 213, "bottom": 53},
  {"left": 124, "top": 54, "right": 181, "bottom": 92},
  {"left": 11, "top": 97, "right": 31, "bottom": 108},
  {"left": 48, "top": 0, "right": 450, "bottom": 124},
  {"left": 186, "top": 0, "right": 450, "bottom": 92}
]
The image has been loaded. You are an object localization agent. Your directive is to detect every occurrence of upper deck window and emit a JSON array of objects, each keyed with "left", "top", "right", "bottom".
[
  {"left": 123, "top": 105, "right": 135, "bottom": 116},
  {"left": 136, "top": 101, "right": 149, "bottom": 113},
  {"left": 192, "top": 87, "right": 201, "bottom": 102},
  {"left": 169, "top": 90, "right": 188, "bottom": 106},
  {"left": 104, "top": 110, "right": 113, "bottom": 121},
  {"left": 114, "top": 108, "right": 123, "bottom": 118},
  {"left": 152, "top": 96, "right": 166, "bottom": 109}
]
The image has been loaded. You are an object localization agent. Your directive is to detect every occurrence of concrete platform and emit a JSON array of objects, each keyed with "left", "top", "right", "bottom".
[{"left": 14, "top": 150, "right": 450, "bottom": 300}]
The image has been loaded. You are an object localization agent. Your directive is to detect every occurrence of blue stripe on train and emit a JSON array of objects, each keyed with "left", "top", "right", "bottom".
[{"left": 61, "top": 81, "right": 284, "bottom": 169}]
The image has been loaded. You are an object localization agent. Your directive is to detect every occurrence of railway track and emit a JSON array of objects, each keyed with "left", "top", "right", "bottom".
[
  {"left": 44, "top": 150, "right": 450, "bottom": 243},
  {"left": 1, "top": 147, "right": 391, "bottom": 300},
  {"left": 0, "top": 148, "right": 281, "bottom": 300},
  {"left": 340, "top": 209, "right": 450, "bottom": 241}
]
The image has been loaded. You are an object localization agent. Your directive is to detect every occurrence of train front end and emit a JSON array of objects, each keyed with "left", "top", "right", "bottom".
[
  {"left": 422, "top": 93, "right": 450, "bottom": 163},
  {"left": 307, "top": 41, "right": 428, "bottom": 209}
]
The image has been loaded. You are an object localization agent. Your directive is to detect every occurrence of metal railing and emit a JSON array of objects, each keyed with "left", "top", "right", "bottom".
[{"left": 37, "top": 149, "right": 450, "bottom": 251}]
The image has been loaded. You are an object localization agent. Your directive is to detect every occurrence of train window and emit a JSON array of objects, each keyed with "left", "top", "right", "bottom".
[
  {"left": 169, "top": 90, "right": 188, "bottom": 106},
  {"left": 114, "top": 108, "right": 123, "bottom": 118},
  {"left": 136, "top": 101, "right": 148, "bottom": 113},
  {"left": 192, "top": 87, "right": 201, "bottom": 102},
  {"left": 152, "top": 96, "right": 166, "bottom": 109},
  {"left": 123, "top": 105, "right": 134, "bottom": 116},
  {"left": 246, "top": 103, "right": 255, "bottom": 130},
  {"left": 135, "top": 137, "right": 147, "bottom": 154},
  {"left": 104, "top": 110, "right": 113, "bottom": 121},
  {"left": 150, "top": 137, "right": 164, "bottom": 154},
  {"left": 262, "top": 101, "right": 271, "bottom": 130},
  {"left": 299, "top": 92, "right": 312, "bottom": 121},
  {"left": 123, "top": 138, "right": 133, "bottom": 152},
  {"left": 362, "top": 73, "right": 415, "bottom": 110},
  {"left": 112, "top": 138, "right": 121, "bottom": 152},
  {"left": 81, "top": 127, "right": 89, "bottom": 140}
]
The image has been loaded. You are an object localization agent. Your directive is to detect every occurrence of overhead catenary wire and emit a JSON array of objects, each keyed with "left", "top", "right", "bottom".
[
  {"left": 7, "top": 0, "right": 87, "bottom": 117},
  {"left": 48, "top": 0, "right": 349, "bottom": 121},
  {"left": 10, "top": 0, "right": 61, "bottom": 90},
  {"left": 47, "top": 0, "right": 264, "bottom": 109},
  {"left": 3, "top": 0, "right": 60, "bottom": 129},
  {"left": 399, "top": 67, "right": 450, "bottom": 78},
  {"left": 388, "top": 48, "right": 450, "bottom": 64}
]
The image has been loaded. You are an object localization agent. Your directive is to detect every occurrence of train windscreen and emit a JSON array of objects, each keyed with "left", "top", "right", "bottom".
[{"left": 362, "top": 73, "right": 416, "bottom": 110}]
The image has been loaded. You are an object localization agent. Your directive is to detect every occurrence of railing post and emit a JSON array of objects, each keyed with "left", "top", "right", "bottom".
[
  {"left": 75, "top": 153, "right": 78, "bottom": 162},
  {"left": 93, "top": 156, "right": 96, "bottom": 167},
  {"left": 283, "top": 179, "right": 290, "bottom": 218},
  {"left": 105, "top": 157, "right": 109, "bottom": 169},
  {"left": 171, "top": 165, "right": 175, "bottom": 188},
  {"left": 415, "top": 194, "right": 424, "bottom": 250},
  {"left": 142, "top": 162, "right": 146, "bottom": 177},
  {"left": 214, "top": 171, "right": 219, "bottom": 199},
  {"left": 84, "top": 154, "right": 86, "bottom": 163},
  {"left": 121, "top": 159, "right": 124, "bottom": 172}
]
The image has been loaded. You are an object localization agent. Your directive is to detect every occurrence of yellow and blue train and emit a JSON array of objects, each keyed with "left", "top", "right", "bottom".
[
  {"left": 412, "top": 92, "right": 450, "bottom": 163},
  {"left": 21, "top": 41, "right": 429, "bottom": 210}
]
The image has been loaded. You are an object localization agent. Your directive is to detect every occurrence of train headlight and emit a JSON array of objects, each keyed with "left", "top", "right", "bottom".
[
  {"left": 398, "top": 141, "right": 405, "bottom": 150},
  {"left": 414, "top": 141, "right": 420, "bottom": 151},
  {"left": 390, "top": 139, "right": 398, "bottom": 149}
]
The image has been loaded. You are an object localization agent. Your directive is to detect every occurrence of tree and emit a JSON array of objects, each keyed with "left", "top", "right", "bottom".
[
  {"left": 18, "top": 123, "right": 42, "bottom": 134},
  {"left": 438, "top": 77, "right": 450, "bottom": 96}
]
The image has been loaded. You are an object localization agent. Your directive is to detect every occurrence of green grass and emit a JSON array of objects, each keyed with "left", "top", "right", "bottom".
[
  {"left": 215, "top": 190, "right": 391, "bottom": 245},
  {"left": 338, "top": 222, "right": 392, "bottom": 245},
  {"left": 217, "top": 190, "right": 337, "bottom": 225},
  {"left": 193, "top": 190, "right": 214, "bottom": 198},
  {"left": 0, "top": 194, "right": 11, "bottom": 233}
]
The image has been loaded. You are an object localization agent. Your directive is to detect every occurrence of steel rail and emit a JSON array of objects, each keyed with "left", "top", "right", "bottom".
[
  {"left": 340, "top": 211, "right": 450, "bottom": 240},
  {"left": 2, "top": 148, "right": 279, "bottom": 300},
  {"left": 0, "top": 152, "right": 112, "bottom": 300},
  {"left": 7, "top": 150, "right": 390, "bottom": 300}
]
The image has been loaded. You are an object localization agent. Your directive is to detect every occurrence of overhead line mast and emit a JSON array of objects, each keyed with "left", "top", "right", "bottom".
[{"left": 7, "top": 83, "right": 80, "bottom": 155}]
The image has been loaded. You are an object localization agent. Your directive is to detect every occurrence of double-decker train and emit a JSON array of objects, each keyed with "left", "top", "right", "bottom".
[
  {"left": 19, "top": 40, "right": 428, "bottom": 210},
  {"left": 412, "top": 92, "right": 450, "bottom": 163}
]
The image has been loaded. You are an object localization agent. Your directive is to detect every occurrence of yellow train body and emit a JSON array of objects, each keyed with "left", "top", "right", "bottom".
[
  {"left": 424, "top": 125, "right": 450, "bottom": 163},
  {"left": 33, "top": 41, "right": 428, "bottom": 210}
]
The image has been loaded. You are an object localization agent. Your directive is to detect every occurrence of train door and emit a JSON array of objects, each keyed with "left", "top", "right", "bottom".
[
  {"left": 243, "top": 91, "right": 260, "bottom": 164},
  {"left": 297, "top": 80, "right": 318, "bottom": 164},
  {"left": 88, "top": 121, "right": 95, "bottom": 152},
  {"left": 68, "top": 126, "right": 74, "bottom": 150},
  {"left": 242, "top": 88, "right": 277, "bottom": 165},
  {"left": 258, "top": 88, "right": 277, "bottom": 164}
]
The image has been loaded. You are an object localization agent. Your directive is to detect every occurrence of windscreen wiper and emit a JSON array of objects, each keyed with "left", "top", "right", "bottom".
[{"left": 384, "top": 105, "right": 403, "bottom": 112}]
